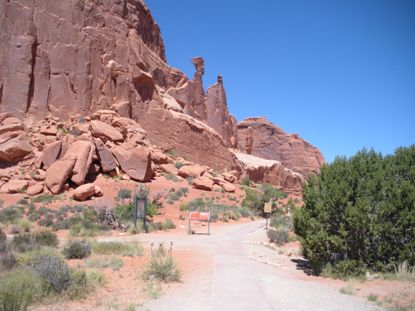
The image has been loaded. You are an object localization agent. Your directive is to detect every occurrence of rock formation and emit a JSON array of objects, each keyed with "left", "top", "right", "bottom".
[
  {"left": 0, "top": 0, "right": 325, "bottom": 194},
  {"left": 237, "top": 117, "right": 324, "bottom": 177}
]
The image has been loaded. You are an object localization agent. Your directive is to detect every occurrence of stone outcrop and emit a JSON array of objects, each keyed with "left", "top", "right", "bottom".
[
  {"left": 192, "top": 176, "right": 214, "bottom": 191},
  {"left": 112, "top": 145, "right": 153, "bottom": 182},
  {"left": 206, "top": 76, "right": 238, "bottom": 147},
  {"left": 237, "top": 117, "right": 324, "bottom": 177},
  {"left": 45, "top": 157, "right": 77, "bottom": 194},
  {"left": 0, "top": 114, "right": 32, "bottom": 162},
  {"left": 234, "top": 152, "right": 304, "bottom": 192}
]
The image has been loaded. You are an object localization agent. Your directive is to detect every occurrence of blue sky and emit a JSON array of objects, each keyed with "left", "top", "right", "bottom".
[{"left": 146, "top": 0, "right": 415, "bottom": 163}]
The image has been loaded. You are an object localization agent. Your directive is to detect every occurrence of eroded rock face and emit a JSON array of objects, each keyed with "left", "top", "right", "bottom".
[
  {"left": 237, "top": 117, "right": 324, "bottom": 177},
  {"left": 234, "top": 152, "right": 304, "bottom": 192},
  {"left": 206, "top": 76, "right": 238, "bottom": 147},
  {"left": 0, "top": 0, "right": 185, "bottom": 121},
  {"left": 0, "top": 114, "right": 32, "bottom": 162},
  {"left": 136, "top": 107, "right": 237, "bottom": 171}
]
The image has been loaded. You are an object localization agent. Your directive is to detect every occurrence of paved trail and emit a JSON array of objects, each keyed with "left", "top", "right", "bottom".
[{"left": 103, "top": 221, "right": 382, "bottom": 311}]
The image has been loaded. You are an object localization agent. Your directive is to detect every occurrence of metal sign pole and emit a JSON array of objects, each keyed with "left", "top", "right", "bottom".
[
  {"left": 143, "top": 197, "right": 148, "bottom": 233},
  {"left": 133, "top": 194, "right": 138, "bottom": 228}
]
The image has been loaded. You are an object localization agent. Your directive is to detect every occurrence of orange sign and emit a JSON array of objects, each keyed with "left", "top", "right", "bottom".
[{"left": 189, "top": 212, "right": 210, "bottom": 221}]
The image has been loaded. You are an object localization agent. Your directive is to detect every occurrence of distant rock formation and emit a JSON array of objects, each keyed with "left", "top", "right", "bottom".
[{"left": 237, "top": 117, "right": 324, "bottom": 177}]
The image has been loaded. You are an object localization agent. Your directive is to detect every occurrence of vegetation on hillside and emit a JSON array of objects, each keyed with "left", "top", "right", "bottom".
[{"left": 294, "top": 146, "right": 415, "bottom": 276}]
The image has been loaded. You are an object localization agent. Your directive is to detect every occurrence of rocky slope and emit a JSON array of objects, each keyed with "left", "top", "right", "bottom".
[
  {"left": 0, "top": 0, "right": 324, "bottom": 194},
  {"left": 237, "top": 117, "right": 324, "bottom": 177}
]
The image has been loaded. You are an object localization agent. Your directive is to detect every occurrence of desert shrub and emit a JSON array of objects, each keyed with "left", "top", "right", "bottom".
[
  {"left": 270, "top": 213, "right": 292, "bottom": 231},
  {"left": 9, "top": 225, "right": 23, "bottom": 235},
  {"left": 16, "top": 199, "right": 30, "bottom": 206},
  {"left": 162, "top": 220, "right": 176, "bottom": 231},
  {"left": 0, "top": 206, "right": 24, "bottom": 223},
  {"left": 267, "top": 229, "right": 289, "bottom": 246},
  {"left": 174, "top": 161, "right": 184, "bottom": 169},
  {"left": 92, "top": 241, "right": 143, "bottom": 257},
  {"left": 27, "top": 251, "right": 71, "bottom": 293},
  {"left": 241, "top": 176, "right": 251, "bottom": 186},
  {"left": 32, "top": 194, "right": 61, "bottom": 205},
  {"left": 85, "top": 256, "right": 123, "bottom": 271},
  {"left": 294, "top": 146, "right": 415, "bottom": 275},
  {"left": 66, "top": 269, "right": 88, "bottom": 299},
  {"left": 0, "top": 269, "right": 42, "bottom": 311},
  {"left": 117, "top": 189, "right": 132, "bottom": 202},
  {"left": 146, "top": 202, "right": 160, "bottom": 218},
  {"left": 0, "top": 228, "right": 7, "bottom": 252},
  {"left": 179, "top": 203, "right": 188, "bottom": 211},
  {"left": 113, "top": 203, "right": 133, "bottom": 223},
  {"left": 62, "top": 240, "right": 91, "bottom": 259},
  {"left": 37, "top": 214, "right": 54, "bottom": 228},
  {"left": 52, "top": 215, "right": 82, "bottom": 230},
  {"left": 33, "top": 230, "right": 58, "bottom": 248},
  {"left": 242, "top": 184, "right": 287, "bottom": 214},
  {"left": 143, "top": 244, "right": 180, "bottom": 282},
  {"left": 1, "top": 252, "right": 17, "bottom": 270},
  {"left": 16, "top": 220, "right": 32, "bottom": 233},
  {"left": 163, "top": 173, "right": 180, "bottom": 182},
  {"left": 11, "top": 234, "right": 37, "bottom": 253}
]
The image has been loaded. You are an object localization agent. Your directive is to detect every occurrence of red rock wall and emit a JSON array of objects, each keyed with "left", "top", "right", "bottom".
[
  {"left": 237, "top": 117, "right": 324, "bottom": 177},
  {"left": 0, "top": 0, "right": 186, "bottom": 122}
]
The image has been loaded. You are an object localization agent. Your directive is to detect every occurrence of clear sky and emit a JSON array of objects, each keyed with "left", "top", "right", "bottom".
[{"left": 146, "top": 0, "right": 415, "bottom": 163}]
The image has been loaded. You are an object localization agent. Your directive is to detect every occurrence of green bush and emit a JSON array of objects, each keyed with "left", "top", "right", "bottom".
[
  {"left": 11, "top": 231, "right": 58, "bottom": 253},
  {"left": 163, "top": 173, "right": 181, "bottom": 182},
  {"left": 92, "top": 241, "right": 143, "bottom": 257},
  {"left": 267, "top": 229, "right": 289, "bottom": 246},
  {"left": 62, "top": 240, "right": 91, "bottom": 259},
  {"left": 33, "top": 230, "right": 58, "bottom": 248},
  {"left": 32, "top": 194, "right": 61, "bottom": 205},
  {"left": 294, "top": 146, "right": 415, "bottom": 275},
  {"left": 0, "top": 206, "right": 24, "bottom": 223},
  {"left": 162, "top": 220, "right": 176, "bottom": 231},
  {"left": 0, "top": 269, "right": 42, "bottom": 311},
  {"left": 241, "top": 176, "right": 251, "bottom": 186},
  {"left": 113, "top": 203, "right": 133, "bottom": 222},
  {"left": 270, "top": 213, "right": 292, "bottom": 231},
  {"left": 1, "top": 252, "right": 17, "bottom": 270},
  {"left": 117, "top": 188, "right": 132, "bottom": 201},
  {"left": 0, "top": 228, "right": 6, "bottom": 252},
  {"left": 242, "top": 184, "right": 287, "bottom": 214},
  {"left": 11, "top": 234, "right": 38, "bottom": 253},
  {"left": 85, "top": 256, "right": 123, "bottom": 271},
  {"left": 143, "top": 244, "right": 180, "bottom": 282},
  {"left": 28, "top": 251, "right": 71, "bottom": 293}
]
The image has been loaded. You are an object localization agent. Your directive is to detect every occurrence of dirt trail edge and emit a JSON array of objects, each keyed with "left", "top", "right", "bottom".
[{"left": 99, "top": 221, "right": 382, "bottom": 311}]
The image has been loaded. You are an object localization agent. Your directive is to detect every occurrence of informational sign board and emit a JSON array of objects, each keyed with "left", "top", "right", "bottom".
[
  {"left": 188, "top": 211, "right": 211, "bottom": 235},
  {"left": 189, "top": 212, "right": 210, "bottom": 221},
  {"left": 264, "top": 202, "right": 272, "bottom": 213}
]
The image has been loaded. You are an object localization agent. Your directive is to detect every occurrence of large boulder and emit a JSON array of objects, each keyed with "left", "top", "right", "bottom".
[
  {"left": 62, "top": 140, "right": 95, "bottom": 186},
  {"left": 94, "top": 139, "right": 117, "bottom": 173},
  {"left": 90, "top": 120, "right": 124, "bottom": 142},
  {"left": 0, "top": 139, "right": 33, "bottom": 162},
  {"left": 0, "top": 180, "right": 29, "bottom": 194},
  {"left": 73, "top": 183, "right": 98, "bottom": 201},
  {"left": 26, "top": 183, "right": 44, "bottom": 196},
  {"left": 35, "top": 141, "right": 62, "bottom": 169},
  {"left": 192, "top": 176, "right": 214, "bottom": 191},
  {"left": 45, "top": 157, "right": 76, "bottom": 194},
  {"left": 178, "top": 165, "right": 205, "bottom": 178},
  {"left": 112, "top": 145, "right": 153, "bottom": 182}
]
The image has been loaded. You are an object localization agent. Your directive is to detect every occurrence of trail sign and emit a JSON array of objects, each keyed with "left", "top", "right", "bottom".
[
  {"left": 264, "top": 202, "right": 272, "bottom": 213},
  {"left": 188, "top": 211, "right": 211, "bottom": 235}
]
